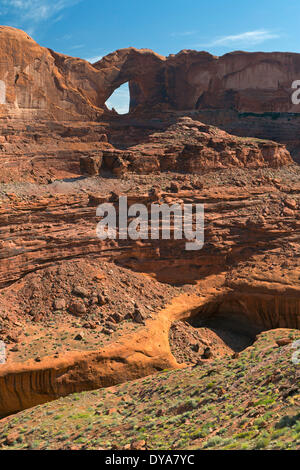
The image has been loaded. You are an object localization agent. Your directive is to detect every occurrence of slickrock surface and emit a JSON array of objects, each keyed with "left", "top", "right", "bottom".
[{"left": 1, "top": 328, "right": 299, "bottom": 450}]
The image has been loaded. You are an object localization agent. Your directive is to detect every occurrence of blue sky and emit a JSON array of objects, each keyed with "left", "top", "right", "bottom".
[{"left": 0, "top": 0, "right": 300, "bottom": 113}]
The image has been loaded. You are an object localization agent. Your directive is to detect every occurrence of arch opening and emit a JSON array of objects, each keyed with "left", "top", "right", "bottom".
[{"left": 105, "top": 82, "right": 130, "bottom": 115}]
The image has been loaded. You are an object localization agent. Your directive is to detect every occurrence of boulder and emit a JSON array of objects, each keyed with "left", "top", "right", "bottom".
[
  {"left": 69, "top": 301, "right": 87, "bottom": 317},
  {"left": 80, "top": 154, "right": 103, "bottom": 175}
]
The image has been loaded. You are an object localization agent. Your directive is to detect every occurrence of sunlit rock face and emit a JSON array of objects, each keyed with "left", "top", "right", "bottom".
[
  {"left": 0, "top": 26, "right": 106, "bottom": 120},
  {"left": 1, "top": 26, "right": 300, "bottom": 119},
  {"left": 0, "top": 27, "right": 299, "bottom": 422}
]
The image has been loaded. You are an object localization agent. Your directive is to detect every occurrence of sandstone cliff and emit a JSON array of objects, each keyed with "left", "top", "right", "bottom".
[
  {"left": 0, "top": 27, "right": 299, "bottom": 420},
  {"left": 1, "top": 26, "right": 299, "bottom": 165},
  {"left": 93, "top": 48, "right": 300, "bottom": 113},
  {"left": 93, "top": 117, "right": 293, "bottom": 176},
  {"left": 0, "top": 26, "right": 105, "bottom": 120},
  {"left": 1, "top": 26, "right": 300, "bottom": 119}
]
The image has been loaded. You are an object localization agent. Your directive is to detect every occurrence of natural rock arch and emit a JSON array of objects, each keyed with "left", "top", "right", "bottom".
[{"left": 93, "top": 48, "right": 167, "bottom": 112}]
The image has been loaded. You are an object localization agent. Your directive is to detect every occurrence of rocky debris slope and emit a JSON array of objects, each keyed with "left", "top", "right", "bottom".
[
  {"left": 89, "top": 117, "right": 293, "bottom": 175},
  {"left": 0, "top": 328, "right": 299, "bottom": 450},
  {"left": 0, "top": 259, "right": 189, "bottom": 364},
  {"left": 0, "top": 165, "right": 298, "bottom": 416}
]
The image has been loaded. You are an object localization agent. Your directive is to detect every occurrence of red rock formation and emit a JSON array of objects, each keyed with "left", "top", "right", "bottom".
[
  {"left": 2, "top": 26, "right": 300, "bottom": 119},
  {"left": 0, "top": 118, "right": 112, "bottom": 182},
  {"left": 0, "top": 172, "right": 298, "bottom": 288},
  {"left": 164, "top": 50, "right": 300, "bottom": 113},
  {"left": 0, "top": 279, "right": 300, "bottom": 417},
  {"left": 0, "top": 26, "right": 299, "bottom": 166},
  {"left": 93, "top": 48, "right": 300, "bottom": 114},
  {"left": 93, "top": 47, "right": 300, "bottom": 161},
  {"left": 97, "top": 117, "right": 293, "bottom": 175},
  {"left": 0, "top": 26, "right": 105, "bottom": 120},
  {"left": 0, "top": 27, "right": 299, "bottom": 420},
  {"left": 92, "top": 48, "right": 166, "bottom": 112}
]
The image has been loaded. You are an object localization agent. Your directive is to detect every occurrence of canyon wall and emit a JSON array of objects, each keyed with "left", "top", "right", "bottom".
[
  {"left": 1, "top": 26, "right": 300, "bottom": 120},
  {"left": 0, "top": 26, "right": 106, "bottom": 120},
  {"left": 1, "top": 25, "right": 300, "bottom": 164},
  {"left": 0, "top": 27, "right": 299, "bottom": 418},
  {"left": 94, "top": 48, "right": 300, "bottom": 114}
]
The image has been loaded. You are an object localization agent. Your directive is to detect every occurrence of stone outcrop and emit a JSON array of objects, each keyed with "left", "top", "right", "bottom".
[
  {"left": 1, "top": 26, "right": 300, "bottom": 119},
  {"left": 0, "top": 26, "right": 106, "bottom": 120},
  {"left": 91, "top": 47, "right": 166, "bottom": 112},
  {"left": 93, "top": 48, "right": 300, "bottom": 161},
  {"left": 92, "top": 48, "right": 300, "bottom": 113},
  {"left": 193, "top": 109, "right": 300, "bottom": 164},
  {"left": 0, "top": 174, "right": 298, "bottom": 288},
  {"left": 0, "top": 118, "right": 112, "bottom": 182},
  {"left": 0, "top": 25, "right": 299, "bottom": 170},
  {"left": 0, "top": 115, "right": 292, "bottom": 184},
  {"left": 98, "top": 118, "right": 293, "bottom": 175},
  {"left": 0, "top": 271, "right": 299, "bottom": 416},
  {"left": 163, "top": 50, "right": 300, "bottom": 113},
  {"left": 0, "top": 26, "right": 299, "bottom": 420}
]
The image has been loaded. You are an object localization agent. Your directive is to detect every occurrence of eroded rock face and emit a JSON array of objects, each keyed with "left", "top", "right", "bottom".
[
  {"left": 2, "top": 26, "right": 300, "bottom": 120},
  {"left": 93, "top": 48, "right": 300, "bottom": 113},
  {"left": 164, "top": 50, "right": 300, "bottom": 113},
  {"left": 100, "top": 118, "right": 293, "bottom": 175},
  {"left": 0, "top": 25, "right": 300, "bottom": 167},
  {"left": 0, "top": 27, "right": 299, "bottom": 419},
  {"left": 92, "top": 47, "right": 166, "bottom": 111},
  {"left": 92, "top": 48, "right": 300, "bottom": 163},
  {"left": 0, "top": 28, "right": 166, "bottom": 119},
  {"left": 80, "top": 153, "right": 103, "bottom": 175},
  {"left": 0, "top": 26, "right": 105, "bottom": 120},
  {"left": 0, "top": 119, "right": 114, "bottom": 183}
]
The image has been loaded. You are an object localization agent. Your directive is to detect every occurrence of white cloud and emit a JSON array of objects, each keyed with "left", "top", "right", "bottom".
[
  {"left": 1, "top": 0, "right": 82, "bottom": 32},
  {"left": 69, "top": 44, "right": 84, "bottom": 50},
  {"left": 61, "top": 34, "right": 72, "bottom": 40},
  {"left": 197, "top": 30, "right": 280, "bottom": 48}
]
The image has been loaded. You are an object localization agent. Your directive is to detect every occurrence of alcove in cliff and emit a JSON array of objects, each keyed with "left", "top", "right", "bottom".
[{"left": 105, "top": 82, "right": 130, "bottom": 115}]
